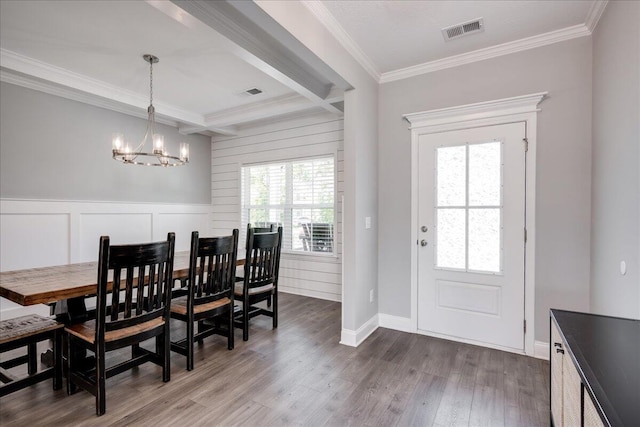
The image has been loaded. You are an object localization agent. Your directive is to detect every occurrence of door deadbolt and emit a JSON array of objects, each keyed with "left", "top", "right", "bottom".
[
  {"left": 420, "top": 240, "right": 428, "bottom": 247},
  {"left": 421, "top": 226, "right": 428, "bottom": 232}
]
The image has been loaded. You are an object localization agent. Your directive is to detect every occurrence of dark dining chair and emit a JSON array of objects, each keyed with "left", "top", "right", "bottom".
[
  {"left": 170, "top": 230, "right": 238, "bottom": 371},
  {"left": 238, "top": 223, "right": 278, "bottom": 307},
  {"left": 235, "top": 226, "right": 282, "bottom": 341},
  {"left": 246, "top": 222, "right": 276, "bottom": 235},
  {"left": 65, "top": 233, "right": 175, "bottom": 416}
]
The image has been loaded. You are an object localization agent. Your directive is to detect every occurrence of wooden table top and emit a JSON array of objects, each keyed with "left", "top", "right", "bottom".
[{"left": 0, "top": 252, "right": 244, "bottom": 306}]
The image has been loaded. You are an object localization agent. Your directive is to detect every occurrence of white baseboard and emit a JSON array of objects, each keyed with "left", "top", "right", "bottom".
[
  {"left": 378, "top": 313, "right": 416, "bottom": 333},
  {"left": 534, "top": 340, "right": 550, "bottom": 360},
  {"left": 340, "top": 314, "right": 379, "bottom": 347},
  {"left": 279, "top": 286, "right": 341, "bottom": 302}
]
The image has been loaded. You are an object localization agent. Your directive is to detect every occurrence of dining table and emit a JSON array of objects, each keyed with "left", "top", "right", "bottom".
[
  {"left": 0, "top": 252, "right": 245, "bottom": 367},
  {"left": 0, "top": 252, "right": 245, "bottom": 321}
]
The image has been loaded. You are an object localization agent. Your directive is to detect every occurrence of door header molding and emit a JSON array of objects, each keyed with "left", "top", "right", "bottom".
[{"left": 403, "top": 92, "right": 547, "bottom": 130}]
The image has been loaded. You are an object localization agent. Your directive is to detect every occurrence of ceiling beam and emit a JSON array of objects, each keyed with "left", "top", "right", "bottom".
[
  {"left": 170, "top": 0, "right": 351, "bottom": 115},
  {"left": 179, "top": 90, "right": 344, "bottom": 135}
]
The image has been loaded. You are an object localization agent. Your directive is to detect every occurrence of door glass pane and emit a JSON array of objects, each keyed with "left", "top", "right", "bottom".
[
  {"left": 437, "top": 145, "right": 466, "bottom": 206},
  {"left": 469, "top": 142, "right": 501, "bottom": 206},
  {"left": 468, "top": 208, "right": 501, "bottom": 272},
  {"left": 436, "top": 208, "right": 465, "bottom": 269}
]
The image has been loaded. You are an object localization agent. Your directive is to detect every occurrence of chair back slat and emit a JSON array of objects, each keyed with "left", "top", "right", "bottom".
[
  {"left": 188, "top": 230, "right": 238, "bottom": 307},
  {"left": 110, "top": 270, "right": 121, "bottom": 321},
  {"left": 96, "top": 233, "right": 175, "bottom": 338}
]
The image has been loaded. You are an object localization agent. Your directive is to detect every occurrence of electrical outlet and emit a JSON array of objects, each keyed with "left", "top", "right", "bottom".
[{"left": 369, "top": 289, "right": 374, "bottom": 303}]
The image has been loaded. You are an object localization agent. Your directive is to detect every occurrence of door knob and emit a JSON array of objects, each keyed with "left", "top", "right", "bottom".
[{"left": 420, "top": 240, "right": 428, "bottom": 247}]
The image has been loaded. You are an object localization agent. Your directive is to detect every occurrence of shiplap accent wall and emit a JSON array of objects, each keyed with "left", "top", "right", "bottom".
[
  {"left": 211, "top": 113, "right": 343, "bottom": 302},
  {"left": 0, "top": 199, "right": 212, "bottom": 319}
]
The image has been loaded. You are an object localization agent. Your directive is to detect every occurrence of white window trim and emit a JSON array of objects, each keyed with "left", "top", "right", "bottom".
[{"left": 239, "top": 153, "right": 339, "bottom": 258}]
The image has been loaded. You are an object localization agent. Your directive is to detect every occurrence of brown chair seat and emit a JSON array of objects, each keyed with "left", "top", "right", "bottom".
[
  {"left": 65, "top": 317, "right": 164, "bottom": 345},
  {"left": 234, "top": 283, "right": 274, "bottom": 296},
  {"left": 170, "top": 296, "right": 231, "bottom": 316}
]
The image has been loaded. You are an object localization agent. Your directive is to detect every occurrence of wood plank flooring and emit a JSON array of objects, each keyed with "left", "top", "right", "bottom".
[{"left": 0, "top": 294, "right": 549, "bottom": 426}]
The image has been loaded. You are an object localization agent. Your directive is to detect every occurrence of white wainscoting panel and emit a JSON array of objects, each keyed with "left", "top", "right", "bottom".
[
  {"left": 0, "top": 199, "right": 212, "bottom": 318},
  {"left": 0, "top": 213, "right": 70, "bottom": 271},
  {"left": 79, "top": 213, "right": 152, "bottom": 262},
  {"left": 157, "top": 213, "right": 210, "bottom": 253}
]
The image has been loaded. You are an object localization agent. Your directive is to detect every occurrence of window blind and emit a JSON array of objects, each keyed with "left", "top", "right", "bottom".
[{"left": 240, "top": 156, "right": 335, "bottom": 254}]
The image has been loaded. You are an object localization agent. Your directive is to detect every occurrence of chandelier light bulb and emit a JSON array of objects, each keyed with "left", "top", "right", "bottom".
[
  {"left": 112, "top": 133, "right": 124, "bottom": 151},
  {"left": 180, "top": 142, "right": 190, "bottom": 162},
  {"left": 153, "top": 134, "right": 164, "bottom": 154}
]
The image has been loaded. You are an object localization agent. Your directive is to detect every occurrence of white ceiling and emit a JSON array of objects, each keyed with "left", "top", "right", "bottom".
[
  {"left": 320, "top": 0, "right": 599, "bottom": 74},
  {"left": 0, "top": 1, "right": 606, "bottom": 136}
]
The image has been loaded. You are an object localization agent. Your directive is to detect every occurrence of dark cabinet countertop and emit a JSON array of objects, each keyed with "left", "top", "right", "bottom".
[{"left": 551, "top": 309, "right": 640, "bottom": 427}]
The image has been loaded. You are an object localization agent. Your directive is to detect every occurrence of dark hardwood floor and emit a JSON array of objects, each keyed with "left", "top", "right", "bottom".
[{"left": 0, "top": 294, "right": 549, "bottom": 426}]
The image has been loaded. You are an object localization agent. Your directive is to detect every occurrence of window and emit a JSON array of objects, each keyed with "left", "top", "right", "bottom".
[
  {"left": 241, "top": 156, "right": 335, "bottom": 254},
  {"left": 435, "top": 141, "right": 503, "bottom": 273}
]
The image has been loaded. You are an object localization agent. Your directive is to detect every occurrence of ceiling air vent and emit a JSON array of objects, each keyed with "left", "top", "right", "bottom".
[
  {"left": 245, "top": 87, "right": 263, "bottom": 95},
  {"left": 442, "top": 18, "right": 484, "bottom": 42}
]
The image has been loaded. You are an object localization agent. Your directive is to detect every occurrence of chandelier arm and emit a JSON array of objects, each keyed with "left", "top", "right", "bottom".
[
  {"left": 113, "top": 151, "right": 186, "bottom": 167},
  {"left": 132, "top": 112, "right": 152, "bottom": 154}
]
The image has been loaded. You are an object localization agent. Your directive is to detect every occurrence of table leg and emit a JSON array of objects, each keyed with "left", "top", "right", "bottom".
[{"left": 41, "top": 297, "right": 92, "bottom": 370}]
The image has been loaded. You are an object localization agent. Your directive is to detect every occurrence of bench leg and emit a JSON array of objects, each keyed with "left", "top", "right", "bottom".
[
  {"left": 53, "top": 331, "right": 62, "bottom": 390},
  {"left": 27, "top": 342, "right": 37, "bottom": 375}
]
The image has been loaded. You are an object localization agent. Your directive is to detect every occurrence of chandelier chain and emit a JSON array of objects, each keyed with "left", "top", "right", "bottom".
[{"left": 149, "top": 59, "right": 153, "bottom": 106}]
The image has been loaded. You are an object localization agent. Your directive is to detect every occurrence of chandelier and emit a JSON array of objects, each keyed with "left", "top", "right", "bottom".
[{"left": 112, "top": 54, "right": 189, "bottom": 166}]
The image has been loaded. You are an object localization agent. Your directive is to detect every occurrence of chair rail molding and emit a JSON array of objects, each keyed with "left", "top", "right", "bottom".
[{"left": 404, "top": 92, "right": 546, "bottom": 357}]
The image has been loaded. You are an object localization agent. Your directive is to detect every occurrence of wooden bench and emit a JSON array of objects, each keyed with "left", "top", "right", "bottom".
[{"left": 0, "top": 314, "right": 63, "bottom": 397}]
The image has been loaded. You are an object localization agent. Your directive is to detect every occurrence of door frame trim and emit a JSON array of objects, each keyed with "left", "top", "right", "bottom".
[{"left": 403, "top": 92, "right": 547, "bottom": 356}]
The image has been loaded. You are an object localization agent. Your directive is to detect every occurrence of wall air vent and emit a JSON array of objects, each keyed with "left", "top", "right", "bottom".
[{"left": 442, "top": 18, "right": 484, "bottom": 41}]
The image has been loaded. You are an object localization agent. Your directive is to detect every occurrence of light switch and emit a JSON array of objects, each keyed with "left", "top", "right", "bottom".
[
  {"left": 365, "top": 217, "right": 371, "bottom": 229},
  {"left": 620, "top": 261, "right": 627, "bottom": 276}
]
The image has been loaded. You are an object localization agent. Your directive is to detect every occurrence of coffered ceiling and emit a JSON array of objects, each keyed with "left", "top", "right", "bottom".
[{"left": 0, "top": 1, "right": 607, "bottom": 136}]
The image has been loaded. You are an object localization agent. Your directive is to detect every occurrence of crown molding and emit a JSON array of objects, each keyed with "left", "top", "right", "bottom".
[
  {"left": 0, "top": 48, "right": 205, "bottom": 126},
  {"left": 300, "top": 0, "right": 381, "bottom": 83},
  {"left": 0, "top": 68, "right": 184, "bottom": 128},
  {"left": 381, "top": 24, "right": 591, "bottom": 84},
  {"left": 585, "top": 0, "right": 608, "bottom": 33}
]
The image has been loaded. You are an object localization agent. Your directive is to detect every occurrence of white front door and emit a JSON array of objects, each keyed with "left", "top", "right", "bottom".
[{"left": 417, "top": 122, "right": 526, "bottom": 351}]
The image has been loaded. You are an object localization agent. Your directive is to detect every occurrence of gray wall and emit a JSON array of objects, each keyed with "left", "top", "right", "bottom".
[
  {"left": 378, "top": 37, "right": 593, "bottom": 342},
  {"left": 0, "top": 82, "right": 211, "bottom": 204},
  {"left": 591, "top": 1, "right": 640, "bottom": 319},
  {"left": 257, "top": 0, "right": 380, "bottom": 334}
]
